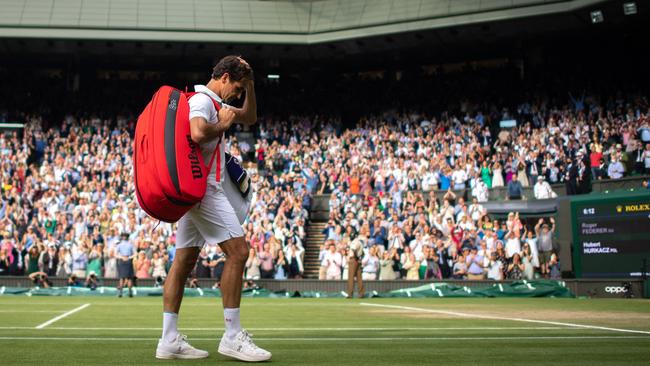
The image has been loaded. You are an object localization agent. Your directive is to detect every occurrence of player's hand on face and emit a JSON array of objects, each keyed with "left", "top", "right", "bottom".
[{"left": 218, "top": 106, "right": 237, "bottom": 129}]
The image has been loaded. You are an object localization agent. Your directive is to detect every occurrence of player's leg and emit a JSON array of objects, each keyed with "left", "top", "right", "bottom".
[
  {"left": 195, "top": 183, "right": 271, "bottom": 362},
  {"left": 163, "top": 247, "right": 201, "bottom": 313},
  {"left": 217, "top": 236, "right": 270, "bottom": 361},
  {"left": 219, "top": 236, "right": 249, "bottom": 309},
  {"left": 156, "top": 215, "right": 208, "bottom": 360}
]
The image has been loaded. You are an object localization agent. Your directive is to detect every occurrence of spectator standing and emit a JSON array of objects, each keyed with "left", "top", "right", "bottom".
[
  {"left": 258, "top": 244, "right": 275, "bottom": 279},
  {"left": 361, "top": 245, "right": 380, "bottom": 280},
  {"left": 273, "top": 250, "right": 288, "bottom": 280},
  {"left": 116, "top": 233, "right": 135, "bottom": 298},
  {"left": 535, "top": 218, "right": 555, "bottom": 278},
  {"left": 211, "top": 245, "right": 226, "bottom": 283},
  {"left": 522, "top": 227, "right": 540, "bottom": 269},
  {"left": 589, "top": 140, "right": 603, "bottom": 179},
  {"left": 424, "top": 249, "right": 442, "bottom": 280},
  {"left": 151, "top": 251, "right": 168, "bottom": 280},
  {"left": 466, "top": 247, "right": 485, "bottom": 280},
  {"left": 401, "top": 249, "right": 419, "bottom": 280},
  {"left": 452, "top": 252, "right": 468, "bottom": 279},
  {"left": 379, "top": 251, "right": 396, "bottom": 280},
  {"left": 56, "top": 246, "right": 72, "bottom": 278},
  {"left": 39, "top": 244, "right": 58, "bottom": 277},
  {"left": 492, "top": 162, "right": 504, "bottom": 188},
  {"left": 196, "top": 248, "right": 212, "bottom": 278},
  {"left": 507, "top": 173, "right": 523, "bottom": 200},
  {"left": 25, "top": 245, "right": 41, "bottom": 275},
  {"left": 504, "top": 231, "right": 521, "bottom": 260},
  {"left": 486, "top": 252, "right": 504, "bottom": 280},
  {"left": 347, "top": 236, "right": 365, "bottom": 298},
  {"left": 324, "top": 243, "right": 343, "bottom": 280},
  {"left": 480, "top": 160, "right": 492, "bottom": 188},
  {"left": 451, "top": 166, "right": 468, "bottom": 190},
  {"left": 549, "top": 252, "right": 561, "bottom": 279},
  {"left": 318, "top": 243, "right": 328, "bottom": 280},
  {"left": 285, "top": 243, "right": 304, "bottom": 279},
  {"left": 643, "top": 143, "right": 650, "bottom": 174},
  {"left": 472, "top": 178, "right": 489, "bottom": 203},
  {"left": 71, "top": 243, "right": 88, "bottom": 279},
  {"left": 104, "top": 247, "right": 118, "bottom": 279},
  {"left": 533, "top": 176, "right": 556, "bottom": 199},
  {"left": 0, "top": 248, "right": 9, "bottom": 275},
  {"left": 521, "top": 243, "right": 535, "bottom": 280},
  {"left": 135, "top": 251, "right": 151, "bottom": 279},
  {"left": 86, "top": 245, "right": 103, "bottom": 280},
  {"left": 507, "top": 253, "right": 525, "bottom": 279},
  {"left": 245, "top": 248, "right": 261, "bottom": 280},
  {"left": 608, "top": 158, "right": 625, "bottom": 179}
]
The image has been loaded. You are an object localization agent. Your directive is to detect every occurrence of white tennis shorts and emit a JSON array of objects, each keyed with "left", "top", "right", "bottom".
[{"left": 175, "top": 177, "right": 251, "bottom": 249}]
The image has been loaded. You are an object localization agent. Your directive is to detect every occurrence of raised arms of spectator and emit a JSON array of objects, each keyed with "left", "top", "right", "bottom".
[
  {"left": 521, "top": 226, "right": 528, "bottom": 241},
  {"left": 535, "top": 218, "right": 543, "bottom": 234},
  {"left": 549, "top": 217, "right": 556, "bottom": 233},
  {"left": 443, "top": 188, "right": 456, "bottom": 202},
  {"left": 535, "top": 218, "right": 555, "bottom": 233}
]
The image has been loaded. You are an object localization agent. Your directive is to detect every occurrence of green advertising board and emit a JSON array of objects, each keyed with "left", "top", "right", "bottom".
[{"left": 571, "top": 190, "right": 650, "bottom": 278}]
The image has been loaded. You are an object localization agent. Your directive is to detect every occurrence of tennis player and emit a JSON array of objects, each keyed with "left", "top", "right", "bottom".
[{"left": 155, "top": 56, "right": 271, "bottom": 362}]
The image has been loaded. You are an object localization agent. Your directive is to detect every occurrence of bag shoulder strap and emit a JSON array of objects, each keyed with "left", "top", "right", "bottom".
[
  {"left": 184, "top": 91, "right": 222, "bottom": 111},
  {"left": 184, "top": 90, "right": 224, "bottom": 181}
]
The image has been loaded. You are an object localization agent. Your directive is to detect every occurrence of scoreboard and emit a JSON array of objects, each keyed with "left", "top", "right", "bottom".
[{"left": 571, "top": 190, "right": 650, "bottom": 278}]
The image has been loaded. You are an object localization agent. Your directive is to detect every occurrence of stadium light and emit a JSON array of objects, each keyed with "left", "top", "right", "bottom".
[
  {"left": 623, "top": 2, "right": 637, "bottom": 15},
  {"left": 267, "top": 74, "right": 280, "bottom": 79},
  {"left": 590, "top": 10, "right": 604, "bottom": 24}
]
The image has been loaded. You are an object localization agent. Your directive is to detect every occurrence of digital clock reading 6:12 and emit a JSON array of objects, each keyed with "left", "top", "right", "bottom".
[{"left": 582, "top": 208, "right": 595, "bottom": 215}]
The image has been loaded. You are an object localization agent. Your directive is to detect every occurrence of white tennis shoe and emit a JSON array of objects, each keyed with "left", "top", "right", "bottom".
[
  {"left": 156, "top": 333, "right": 209, "bottom": 359},
  {"left": 218, "top": 329, "right": 272, "bottom": 362}
]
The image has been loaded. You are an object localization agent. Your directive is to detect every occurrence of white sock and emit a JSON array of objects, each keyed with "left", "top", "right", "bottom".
[
  {"left": 224, "top": 308, "right": 241, "bottom": 340},
  {"left": 162, "top": 312, "right": 179, "bottom": 343}
]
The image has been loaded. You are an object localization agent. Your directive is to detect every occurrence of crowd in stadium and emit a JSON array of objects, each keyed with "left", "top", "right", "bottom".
[{"left": 1, "top": 83, "right": 650, "bottom": 285}]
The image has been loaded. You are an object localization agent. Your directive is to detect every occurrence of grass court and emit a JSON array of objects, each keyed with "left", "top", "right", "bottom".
[{"left": 0, "top": 296, "right": 649, "bottom": 365}]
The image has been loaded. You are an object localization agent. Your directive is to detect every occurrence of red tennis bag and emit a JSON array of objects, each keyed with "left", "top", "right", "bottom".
[{"left": 133, "top": 86, "right": 220, "bottom": 223}]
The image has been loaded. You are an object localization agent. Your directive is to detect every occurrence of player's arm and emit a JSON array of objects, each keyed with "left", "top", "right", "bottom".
[
  {"left": 229, "top": 79, "right": 257, "bottom": 126},
  {"left": 190, "top": 107, "right": 236, "bottom": 144}
]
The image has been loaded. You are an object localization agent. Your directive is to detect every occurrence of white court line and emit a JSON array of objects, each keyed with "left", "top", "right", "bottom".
[
  {"left": 360, "top": 303, "right": 650, "bottom": 335},
  {"left": 0, "top": 310, "right": 64, "bottom": 313},
  {"left": 34, "top": 304, "right": 90, "bottom": 329},
  {"left": 0, "top": 336, "right": 648, "bottom": 342},
  {"left": 0, "top": 326, "right": 571, "bottom": 331},
  {"left": 0, "top": 302, "right": 349, "bottom": 307}
]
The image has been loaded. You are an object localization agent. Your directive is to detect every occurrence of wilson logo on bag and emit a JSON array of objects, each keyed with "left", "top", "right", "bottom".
[{"left": 133, "top": 86, "right": 221, "bottom": 223}]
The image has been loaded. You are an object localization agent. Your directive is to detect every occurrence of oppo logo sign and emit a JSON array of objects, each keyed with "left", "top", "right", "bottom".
[{"left": 604, "top": 286, "right": 628, "bottom": 294}]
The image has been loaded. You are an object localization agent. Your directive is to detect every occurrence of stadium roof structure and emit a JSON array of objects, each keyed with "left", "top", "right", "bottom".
[{"left": 0, "top": 0, "right": 611, "bottom": 44}]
